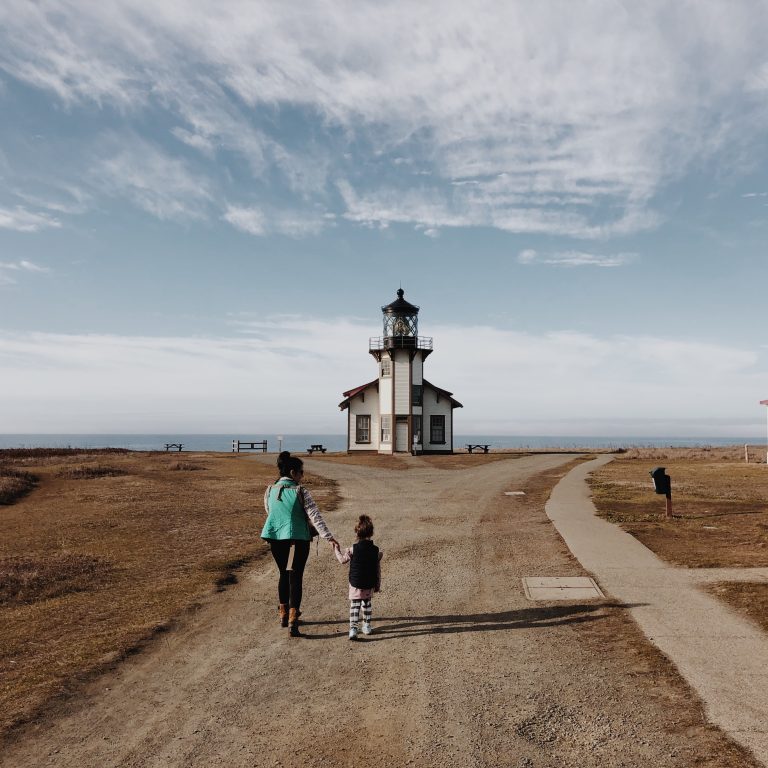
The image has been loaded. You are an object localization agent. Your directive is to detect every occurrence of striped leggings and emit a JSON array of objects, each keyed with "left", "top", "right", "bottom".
[{"left": 349, "top": 598, "right": 372, "bottom": 628}]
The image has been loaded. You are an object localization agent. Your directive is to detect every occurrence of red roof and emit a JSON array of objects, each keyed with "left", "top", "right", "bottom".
[
  {"left": 761, "top": 400, "right": 768, "bottom": 405},
  {"left": 339, "top": 379, "right": 379, "bottom": 410}
]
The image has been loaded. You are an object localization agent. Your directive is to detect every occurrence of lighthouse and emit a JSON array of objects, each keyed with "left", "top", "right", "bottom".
[{"left": 339, "top": 289, "right": 462, "bottom": 454}]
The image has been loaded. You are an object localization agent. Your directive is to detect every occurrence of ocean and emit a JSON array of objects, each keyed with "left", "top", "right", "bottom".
[{"left": 0, "top": 434, "right": 763, "bottom": 452}]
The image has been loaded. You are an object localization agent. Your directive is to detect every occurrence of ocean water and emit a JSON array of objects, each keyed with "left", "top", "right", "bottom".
[{"left": 0, "top": 433, "right": 763, "bottom": 452}]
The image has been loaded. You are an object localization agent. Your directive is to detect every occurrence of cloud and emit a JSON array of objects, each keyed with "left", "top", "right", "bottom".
[
  {"left": 12, "top": 184, "right": 91, "bottom": 216},
  {"left": 0, "top": 259, "right": 50, "bottom": 286},
  {"left": 517, "top": 249, "right": 636, "bottom": 267},
  {"left": 0, "top": 318, "right": 764, "bottom": 434},
  {"left": 4, "top": 260, "right": 49, "bottom": 272},
  {"left": 223, "top": 205, "right": 328, "bottom": 237},
  {"left": 92, "top": 137, "right": 213, "bottom": 221},
  {"left": 2, "top": 2, "right": 767, "bottom": 237},
  {"left": 426, "top": 324, "right": 766, "bottom": 434},
  {"left": 0, "top": 205, "right": 61, "bottom": 232}
]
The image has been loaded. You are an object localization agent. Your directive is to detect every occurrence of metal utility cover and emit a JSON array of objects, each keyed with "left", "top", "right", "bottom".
[{"left": 523, "top": 576, "right": 604, "bottom": 601}]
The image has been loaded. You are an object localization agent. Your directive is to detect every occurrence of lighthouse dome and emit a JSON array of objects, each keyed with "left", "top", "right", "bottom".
[
  {"left": 381, "top": 288, "right": 420, "bottom": 316},
  {"left": 381, "top": 288, "right": 419, "bottom": 340}
]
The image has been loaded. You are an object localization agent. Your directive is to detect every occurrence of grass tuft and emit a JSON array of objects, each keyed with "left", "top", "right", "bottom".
[
  {"left": 169, "top": 461, "right": 206, "bottom": 471},
  {"left": 57, "top": 465, "right": 127, "bottom": 479},
  {"left": 0, "top": 468, "right": 38, "bottom": 504},
  {"left": 0, "top": 554, "right": 112, "bottom": 605}
]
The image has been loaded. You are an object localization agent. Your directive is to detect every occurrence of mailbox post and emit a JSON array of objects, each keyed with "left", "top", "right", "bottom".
[{"left": 649, "top": 466, "right": 673, "bottom": 519}]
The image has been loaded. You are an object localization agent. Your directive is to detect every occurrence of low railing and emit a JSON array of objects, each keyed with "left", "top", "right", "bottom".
[{"left": 369, "top": 336, "right": 433, "bottom": 351}]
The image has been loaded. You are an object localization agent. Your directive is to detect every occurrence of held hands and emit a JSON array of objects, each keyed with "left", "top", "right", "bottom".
[{"left": 329, "top": 537, "right": 341, "bottom": 551}]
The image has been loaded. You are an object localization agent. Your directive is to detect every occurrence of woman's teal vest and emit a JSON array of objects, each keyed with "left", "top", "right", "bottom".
[{"left": 261, "top": 480, "right": 311, "bottom": 541}]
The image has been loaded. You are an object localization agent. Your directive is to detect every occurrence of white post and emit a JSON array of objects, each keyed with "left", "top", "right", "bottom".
[
  {"left": 232, "top": 439, "right": 236, "bottom": 453},
  {"left": 278, "top": 435, "right": 284, "bottom": 452},
  {"left": 745, "top": 444, "right": 749, "bottom": 464}
]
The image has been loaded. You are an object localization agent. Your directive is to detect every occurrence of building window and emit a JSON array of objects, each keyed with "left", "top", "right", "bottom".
[
  {"left": 356, "top": 415, "right": 371, "bottom": 443},
  {"left": 412, "top": 384, "right": 422, "bottom": 406},
  {"left": 430, "top": 415, "right": 445, "bottom": 444},
  {"left": 381, "top": 358, "right": 391, "bottom": 377},
  {"left": 413, "top": 415, "right": 422, "bottom": 444},
  {"left": 381, "top": 414, "right": 392, "bottom": 443}
]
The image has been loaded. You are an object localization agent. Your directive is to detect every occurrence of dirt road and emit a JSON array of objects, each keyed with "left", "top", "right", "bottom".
[{"left": 0, "top": 455, "right": 757, "bottom": 767}]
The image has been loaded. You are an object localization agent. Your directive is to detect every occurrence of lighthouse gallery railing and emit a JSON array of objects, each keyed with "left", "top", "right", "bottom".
[{"left": 369, "top": 336, "right": 433, "bottom": 351}]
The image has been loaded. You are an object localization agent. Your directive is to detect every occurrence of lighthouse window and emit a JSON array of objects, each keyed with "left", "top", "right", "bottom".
[
  {"left": 430, "top": 415, "right": 445, "bottom": 444},
  {"left": 356, "top": 415, "right": 371, "bottom": 444},
  {"left": 412, "top": 385, "right": 422, "bottom": 406},
  {"left": 381, "top": 358, "right": 391, "bottom": 377},
  {"left": 381, "top": 415, "right": 392, "bottom": 443}
]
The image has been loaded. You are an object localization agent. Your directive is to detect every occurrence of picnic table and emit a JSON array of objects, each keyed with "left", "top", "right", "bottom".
[
  {"left": 306, "top": 444, "right": 327, "bottom": 454},
  {"left": 466, "top": 444, "right": 490, "bottom": 454},
  {"left": 165, "top": 443, "right": 184, "bottom": 452}
]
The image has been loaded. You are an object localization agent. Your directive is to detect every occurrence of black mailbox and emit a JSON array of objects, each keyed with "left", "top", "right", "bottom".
[{"left": 649, "top": 467, "right": 671, "bottom": 497}]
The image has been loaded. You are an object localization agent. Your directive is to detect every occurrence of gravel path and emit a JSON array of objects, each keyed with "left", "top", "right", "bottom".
[{"left": 0, "top": 454, "right": 758, "bottom": 768}]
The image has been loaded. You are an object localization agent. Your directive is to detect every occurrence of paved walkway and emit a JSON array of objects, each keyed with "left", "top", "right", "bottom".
[{"left": 547, "top": 456, "right": 768, "bottom": 765}]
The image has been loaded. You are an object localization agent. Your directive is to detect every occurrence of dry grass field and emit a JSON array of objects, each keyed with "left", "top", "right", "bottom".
[
  {"left": 589, "top": 445, "right": 768, "bottom": 634},
  {"left": 0, "top": 449, "right": 339, "bottom": 737}
]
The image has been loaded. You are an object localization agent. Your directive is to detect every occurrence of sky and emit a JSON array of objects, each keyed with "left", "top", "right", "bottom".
[{"left": 1, "top": 0, "right": 768, "bottom": 437}]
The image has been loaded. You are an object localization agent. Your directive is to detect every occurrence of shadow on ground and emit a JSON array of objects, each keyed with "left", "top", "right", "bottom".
[{"left": 300, "top": 602, "right": 644, "bottom": 641}]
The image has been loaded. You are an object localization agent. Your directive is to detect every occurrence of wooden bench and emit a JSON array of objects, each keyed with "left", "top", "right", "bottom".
[
  {"left": 165, "top": 443, "right": 184, "bottom": 452},
  {"left": 232, "top": 440, "right": 267, "bottom": 453},
  {"left": 306, "top": 444, "right": 327, "bottom": 454},
  {"left": 466, "top": 444, "right": 490, "bottom": 454}
]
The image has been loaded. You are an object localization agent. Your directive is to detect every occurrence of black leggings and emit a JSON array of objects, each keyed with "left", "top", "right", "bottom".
[{"left": 269, "top": 540, "right": 311, "bottom": 610}]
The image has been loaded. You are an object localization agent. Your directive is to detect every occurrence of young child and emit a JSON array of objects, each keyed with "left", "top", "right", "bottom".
[{"left": 335, "top": 514, "right": 382, "bottom": 640}]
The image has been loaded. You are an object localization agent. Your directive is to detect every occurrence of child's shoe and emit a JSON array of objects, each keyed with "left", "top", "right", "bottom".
[
  {"left": 362, "top": 622, "right": 373, "bottom": 635},
  {"left": 348, "top": 627, "right": 358, "bottom": 640}
]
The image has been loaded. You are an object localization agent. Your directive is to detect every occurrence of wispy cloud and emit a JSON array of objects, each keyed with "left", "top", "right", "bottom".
[
  {"left": 0, "top": 259, "right": 50, "bottom": 285},
  {"left": 0, "top": 205, "right": 61, "bottom": 232},
  {"left": 1, "top": 2, "right": 766, "bottom": 237},
  {"left": 92, "top": 137, "right": 213, "bottom": 221},
  {"left": 517, "top": 249, "right": 636, "bottom": 268},
  {"left": 223, "top": 205, "right": 328, "bottom": 237}
]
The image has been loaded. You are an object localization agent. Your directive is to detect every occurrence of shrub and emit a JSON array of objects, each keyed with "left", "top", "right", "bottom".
[
  {"left": 0, "top": 554, "right": 112, "bottom": 605},
  {"left": 0, "top": 469, "right": 38, "bottom": 504}
]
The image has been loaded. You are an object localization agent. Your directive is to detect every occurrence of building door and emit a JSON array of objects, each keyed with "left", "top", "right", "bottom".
[{"left": 395, "top": 417, "right": 409, "bottom": 452}]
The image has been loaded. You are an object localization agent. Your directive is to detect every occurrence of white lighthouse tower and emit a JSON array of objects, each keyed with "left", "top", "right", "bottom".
[{"left": 339, "top": 288, "right": 462, "bottom": 454}]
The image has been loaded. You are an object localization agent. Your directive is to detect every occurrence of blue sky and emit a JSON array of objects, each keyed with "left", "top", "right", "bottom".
[{"left": 1, "top": 1, "right": 767, "bottom": 436}]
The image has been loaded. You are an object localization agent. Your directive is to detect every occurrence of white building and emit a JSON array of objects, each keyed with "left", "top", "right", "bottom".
[{"left": 339, "top": 289, "right": 462, "bottom": 454}]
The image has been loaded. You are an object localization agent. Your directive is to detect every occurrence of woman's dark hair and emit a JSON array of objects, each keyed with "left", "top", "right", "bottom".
[
  {"left": 355, "top": 514, "right": 374, "bottom": 539},
  {"left": 277, "top": 451, "right": 303, "bottom": 478},
  {"left": 277, "top": 451, "right": 291, "bottom": 477}
]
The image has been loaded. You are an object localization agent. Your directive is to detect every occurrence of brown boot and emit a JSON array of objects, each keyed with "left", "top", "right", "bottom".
[
  {"left": 278, "top": 603, "right": 288, "bottom": 628},
  {"left": 289, "top": 607, "right": 301, "bottom": 637}
]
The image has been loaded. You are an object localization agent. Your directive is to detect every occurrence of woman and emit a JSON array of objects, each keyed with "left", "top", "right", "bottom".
[{"left": 261, "top": 451, "right": 339, "bottom": 637}]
